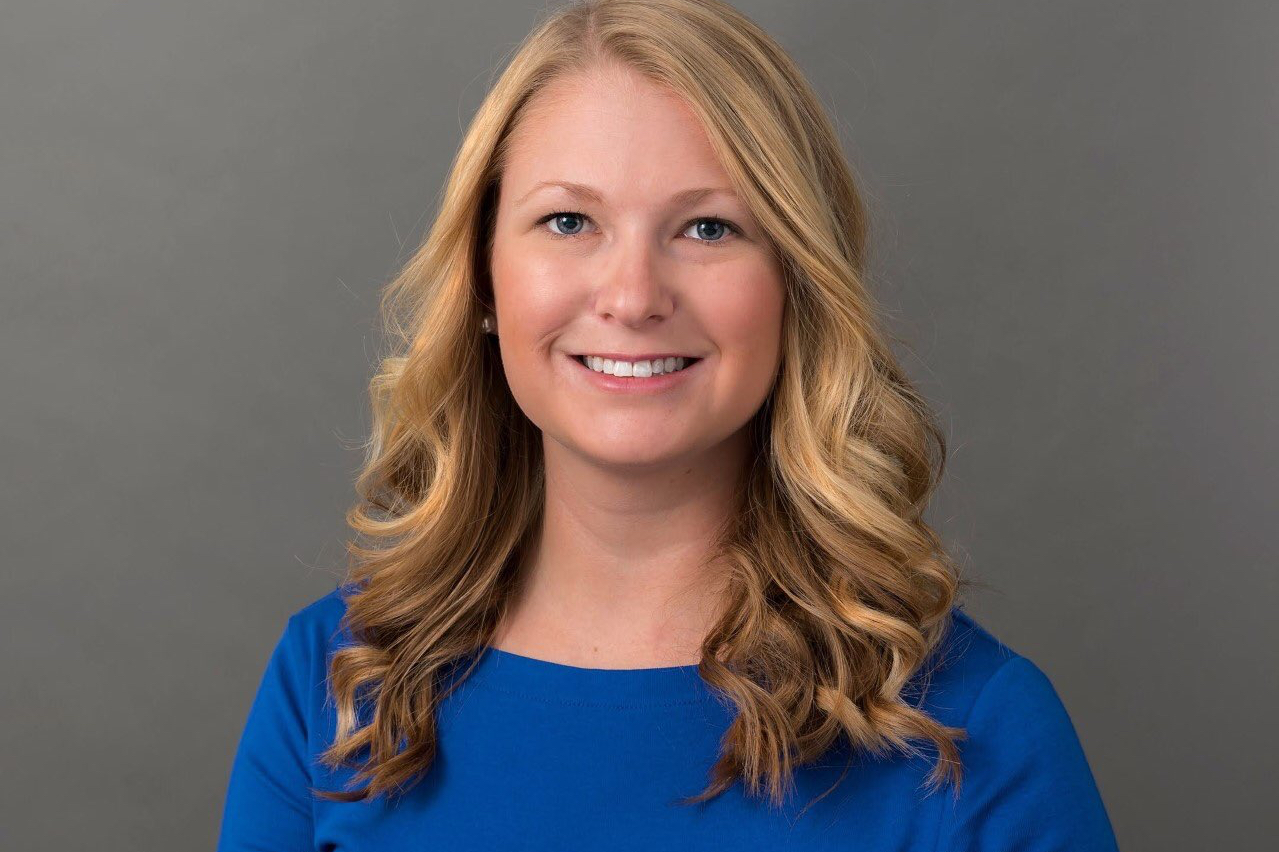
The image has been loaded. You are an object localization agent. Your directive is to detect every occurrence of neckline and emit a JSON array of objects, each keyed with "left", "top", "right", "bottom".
[{"left": 459, "top": 644, "right": 712, "bottom": 705}]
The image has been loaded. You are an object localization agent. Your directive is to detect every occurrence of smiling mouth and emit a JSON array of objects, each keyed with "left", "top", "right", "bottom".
[{"left": 572, "top": 354, "right": 702, "bottom": 376}]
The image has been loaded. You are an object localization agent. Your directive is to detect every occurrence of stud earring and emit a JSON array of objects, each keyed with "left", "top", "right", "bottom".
[{"left": 480, "top": 313, "right": 496, "bottom": 335}]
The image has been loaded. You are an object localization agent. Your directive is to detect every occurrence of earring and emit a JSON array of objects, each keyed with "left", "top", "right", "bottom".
[{"left": 480, "top": 313, "right": 496, "bottom": 335}]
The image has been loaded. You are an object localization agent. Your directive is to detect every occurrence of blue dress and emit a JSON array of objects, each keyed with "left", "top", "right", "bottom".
[{"left": 217, "top": 586, "right": 1120, "bottom": 851}]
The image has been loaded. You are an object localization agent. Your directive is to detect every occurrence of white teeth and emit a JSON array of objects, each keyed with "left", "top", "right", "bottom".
[{"left": 581, "top": 355, "right": 691, "bottom": 377}]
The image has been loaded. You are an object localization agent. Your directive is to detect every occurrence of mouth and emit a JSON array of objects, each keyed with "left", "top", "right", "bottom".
[{"left": 571, "top": 353, "right": 703, "bottom": 376}]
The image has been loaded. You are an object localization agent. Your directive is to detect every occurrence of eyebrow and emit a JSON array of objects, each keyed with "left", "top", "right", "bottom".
[{"left": 514, "top": 181, "right": 739, "bottom": 209}]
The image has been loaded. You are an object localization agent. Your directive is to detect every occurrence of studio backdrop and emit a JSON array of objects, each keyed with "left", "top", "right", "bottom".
[{"left": 2, "top": 1, "right": 1275, "bottom": 849}]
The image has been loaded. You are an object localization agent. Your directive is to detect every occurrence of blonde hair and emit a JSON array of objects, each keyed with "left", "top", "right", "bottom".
[{"left": 317, "top": 0, "right": 973, "bottom": 813}]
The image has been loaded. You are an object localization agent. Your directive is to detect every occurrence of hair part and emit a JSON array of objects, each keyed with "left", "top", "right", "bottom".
[{"left": 314, "top": 0, "right": 973, "bottom": 814}]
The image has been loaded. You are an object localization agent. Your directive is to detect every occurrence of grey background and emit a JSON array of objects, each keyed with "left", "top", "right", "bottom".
[{"left": 2, "top": 0, "right": 1274, "bottom": 848}]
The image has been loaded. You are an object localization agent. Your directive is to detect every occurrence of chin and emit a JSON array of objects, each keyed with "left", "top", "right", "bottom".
[{"left": 568, "top": 434, "right": 691, "bottom": 469}]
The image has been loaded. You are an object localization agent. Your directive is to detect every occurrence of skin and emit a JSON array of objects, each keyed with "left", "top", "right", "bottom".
[{"left": 487, "top": 61, "right": 785, "bottom": 668}]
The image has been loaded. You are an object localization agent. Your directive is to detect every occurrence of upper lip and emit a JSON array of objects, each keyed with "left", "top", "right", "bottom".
[{"left": 571, "top": 351, "right": 700, "bottom": 361}]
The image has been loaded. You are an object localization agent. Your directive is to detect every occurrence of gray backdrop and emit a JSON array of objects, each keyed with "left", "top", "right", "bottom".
[{"left": 3, "top": 1, "right": 1274, "bottom": 849}]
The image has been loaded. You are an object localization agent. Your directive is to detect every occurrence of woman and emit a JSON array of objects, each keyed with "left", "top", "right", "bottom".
[{"left": 218, "top": 1, "right": 1120, "bottom": 849}]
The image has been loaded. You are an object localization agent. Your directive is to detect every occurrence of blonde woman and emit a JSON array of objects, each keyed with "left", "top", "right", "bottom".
[{"left": 218, "top": 1, "right": 1119, "bottom": 849}]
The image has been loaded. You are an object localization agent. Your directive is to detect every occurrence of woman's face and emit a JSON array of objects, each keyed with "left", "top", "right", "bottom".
[{"left": 489, "top": 63, "right": 785, "bottom": 469}]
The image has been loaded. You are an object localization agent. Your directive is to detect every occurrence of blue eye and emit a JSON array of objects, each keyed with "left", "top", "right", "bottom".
[
  {"left": 536, "top": 210, "right": 740, "bottom": 246},
  {"left": 542, "top": 211, "right": 588, "bottom": 236},
  {"left": 686, "top": 219, "right": 732, "bottom": 242}
]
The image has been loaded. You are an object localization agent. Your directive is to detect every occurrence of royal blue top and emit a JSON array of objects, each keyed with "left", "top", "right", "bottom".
[{"left": 217, "top": 586, "right": 1120, "bottom": 851}]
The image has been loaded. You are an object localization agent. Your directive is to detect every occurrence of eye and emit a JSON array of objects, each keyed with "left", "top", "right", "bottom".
[
  {"left": 681, "top": 217, "right": 740, "bottom": 246},
  {"left": 534, "top": 211, "right": 742, "bottom": 246},
  {"left": 537, "top": 210, "right": 593, "bottom": 238}
]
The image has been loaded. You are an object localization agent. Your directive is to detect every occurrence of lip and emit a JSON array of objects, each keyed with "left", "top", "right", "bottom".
[
  {"left": 571, "top": 351, "right": 700, "bottom": 362},
  {"left": 563, "top": 351, "right": 704, "bottom": 395}
]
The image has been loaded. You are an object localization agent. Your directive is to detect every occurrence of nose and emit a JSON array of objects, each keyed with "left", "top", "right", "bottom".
[{"left": 591, "top": 225, "right": 675, "bottom": 329}]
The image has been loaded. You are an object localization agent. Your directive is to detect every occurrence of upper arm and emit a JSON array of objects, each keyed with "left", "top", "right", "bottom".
[
  {"left": 217, "top": 615, "right": 318, "bottom": 852},
  {"left": 934, "top": 655, "right": 1120, "bottom": 852}
]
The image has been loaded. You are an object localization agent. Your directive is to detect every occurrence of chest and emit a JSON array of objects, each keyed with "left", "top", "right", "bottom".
[{"left": 307, "top": 685, "right": 945, "bottom": 852}]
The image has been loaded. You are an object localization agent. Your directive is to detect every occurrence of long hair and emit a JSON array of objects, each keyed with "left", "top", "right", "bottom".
[{"left": 317, "top": 0, "right": 973, "bottom": 812}]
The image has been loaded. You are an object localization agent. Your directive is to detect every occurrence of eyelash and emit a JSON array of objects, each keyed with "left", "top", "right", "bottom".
[{"left": 535, "top": 209, "right": 742, "bottom": 247}]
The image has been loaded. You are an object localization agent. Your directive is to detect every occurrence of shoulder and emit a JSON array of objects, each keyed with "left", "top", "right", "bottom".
[
  {"left": 243, "top": 584, "right": 357, "bottom": 739},
  {"left": 286, "top": 583, "right": 350, "bottom": 634},
  {"left": 218, "top": 586, "right": 356, "bottom": 849},
  {"left": 912, "top": 605, "right": 1064, "bottom": 730},
  {"left": 920, "top": 607, "right": 1120, "bottom": 848},
  {"left": 277, "top": 583, "right": 353, "bottom": 665}
]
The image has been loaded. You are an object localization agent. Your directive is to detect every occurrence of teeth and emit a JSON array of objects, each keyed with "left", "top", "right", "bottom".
[{"left": 580, "top": 355, "right": 692, "bottom": 377}]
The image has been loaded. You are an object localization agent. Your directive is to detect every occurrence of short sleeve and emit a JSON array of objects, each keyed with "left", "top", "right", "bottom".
[
  {"left": 935, "top": 655, "right": 1120, "bottom": 852},
  {"left": 217, "top": 615, "right": 318, "bottom": 852}
]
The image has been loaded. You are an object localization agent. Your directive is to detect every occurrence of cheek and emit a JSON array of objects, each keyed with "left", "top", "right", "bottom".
[
  {"left": 488, "top": 237, "right": 587, "bottom": 431},
  {"left": 704, "top": 264, "right": 785, "bottom": 425},
  {"left": 699, "top": 263, "right": 785, "bottom": 369},
  {"left": 490, "top": 240, "right": 579, "bottom": 343}
]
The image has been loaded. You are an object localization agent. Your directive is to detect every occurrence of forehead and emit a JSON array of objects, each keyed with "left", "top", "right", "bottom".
[{"left": 500, "top": 66, "right": 735, "bottom": 203}]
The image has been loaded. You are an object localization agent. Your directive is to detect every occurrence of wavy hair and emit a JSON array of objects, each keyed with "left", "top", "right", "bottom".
[{"left": 316, "top": 0, "right": 973, "bottom": 812}]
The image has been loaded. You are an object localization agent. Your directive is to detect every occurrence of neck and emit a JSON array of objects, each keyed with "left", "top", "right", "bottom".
[{"left": 491, "top": 427, "right": 751, "bottom": 668}]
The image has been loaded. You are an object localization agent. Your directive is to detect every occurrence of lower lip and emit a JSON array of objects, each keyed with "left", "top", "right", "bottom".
[{"left": 565, "top": 353, "right": 704, "bottom": 394}]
